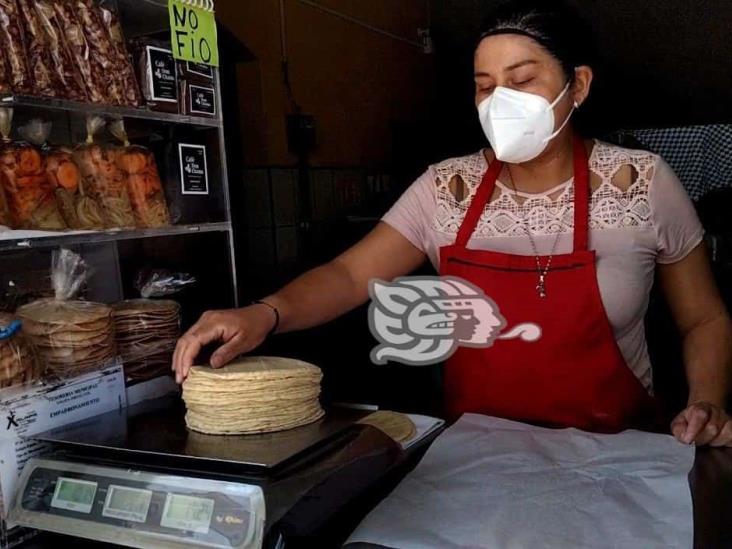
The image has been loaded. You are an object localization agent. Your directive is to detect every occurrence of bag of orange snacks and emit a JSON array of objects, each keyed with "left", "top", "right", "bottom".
[
  {"left": 47, "top": 144, "right": 105, "bottom": 230},
  {"left": 109, "top": 119, "right": 170, "bottom": 228},
  {"left": 0, "top": 112, "right": 66, "bottom": 230},
  {"left": 73, "top": 116, "right": 135, "bottom": 228}
]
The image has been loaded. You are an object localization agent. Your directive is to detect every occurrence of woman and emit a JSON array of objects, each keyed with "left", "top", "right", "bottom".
[{"left": 174, "top": 1, "right": 732, "bottom": 446}]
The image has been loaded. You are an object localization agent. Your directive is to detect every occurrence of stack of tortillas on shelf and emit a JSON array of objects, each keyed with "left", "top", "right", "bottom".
[
  {"left": 14, "top": 249, "right": 116, "bottom": 379},
  {"left": 0, "top": 313, "right": 40, "bottom": 388},
  {"left": 16, "top": 300, "right": 116, "bottom": 378},
  {"left": 112, "top": 299, "right": 180, "bottom": 382},
  {"left": 182, "top": 356, "right": 325, "bottom": 435}
]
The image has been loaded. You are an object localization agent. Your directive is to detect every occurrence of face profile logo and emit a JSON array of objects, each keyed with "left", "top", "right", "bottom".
[{"left": 368, "top": 276, "right": 541, "bottom": 366}]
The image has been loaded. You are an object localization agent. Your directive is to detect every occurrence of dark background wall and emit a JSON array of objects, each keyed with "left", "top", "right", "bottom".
[
  {"left": 220, "top": 0, "right": 732, "bottom": 168},
  {"left": 429, "top": 0, "right": 732, "bottom": 158}
]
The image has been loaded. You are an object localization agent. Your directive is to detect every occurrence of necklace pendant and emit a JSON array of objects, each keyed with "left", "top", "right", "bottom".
[{"left": 536, "top": 275, "right": 547, "bottom": 299}]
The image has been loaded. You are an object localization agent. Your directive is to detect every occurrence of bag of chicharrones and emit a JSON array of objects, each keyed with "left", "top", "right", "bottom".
[
  {"left": 112, "top": 269, "right": 194, "bottom": 382},
  {"left": 0, "top": 111, "right": 67, "bottom": 230},
  {"left": 0, "top": 313, "right": 41, "bottom": 389},
  {"left": 109, "top": 119, "right": 170, "bottom": 229},
  {"left": 73, "top": 116, "right": 135, "bottom": 228},
  {"left": 16, "top": 249, "right": 116, "bottom": 379}
]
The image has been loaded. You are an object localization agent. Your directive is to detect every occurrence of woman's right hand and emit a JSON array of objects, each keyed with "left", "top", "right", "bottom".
[{"left": 172, "top": 304, "right": 277, "bottom": 384}]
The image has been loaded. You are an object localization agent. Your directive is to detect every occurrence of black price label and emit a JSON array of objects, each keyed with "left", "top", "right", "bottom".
[
  {"left": 187, "top": 62, "right": 213, "bottom": 79},
  {"left": 179, "top": 144, "right": 209, "bottom": 195},
  {"left": 189, "top": 85, "right": 216, "bottom": 116},
  {"left": 147, "top": 46, "right": 178, "bottom": 103}
]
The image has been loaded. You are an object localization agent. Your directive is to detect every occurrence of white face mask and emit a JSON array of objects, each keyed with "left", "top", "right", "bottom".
[{"left": 477, "top": 82, "right": 577, "bottom": 164}]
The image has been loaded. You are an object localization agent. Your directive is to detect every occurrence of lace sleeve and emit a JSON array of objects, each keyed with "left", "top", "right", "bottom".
[
  {"left": 381, "top": 168, "right": 437, "bottom": 253},
  {"left": 649, "top": 157, "right": 705, "bottom": 264}
]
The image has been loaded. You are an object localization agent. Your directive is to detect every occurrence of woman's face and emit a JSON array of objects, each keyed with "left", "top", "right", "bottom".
[{"left": 474, "top": 34, "right": 590, "bottom": 125}]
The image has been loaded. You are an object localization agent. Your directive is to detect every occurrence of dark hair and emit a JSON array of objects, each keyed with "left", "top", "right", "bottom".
[{"left": 477, "top": 0, "right": 596, "bottom": 82}]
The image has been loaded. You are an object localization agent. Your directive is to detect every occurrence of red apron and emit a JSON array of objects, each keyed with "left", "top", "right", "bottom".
[{"left": 439, "top": 135, "right": 654, "bottom": 432}]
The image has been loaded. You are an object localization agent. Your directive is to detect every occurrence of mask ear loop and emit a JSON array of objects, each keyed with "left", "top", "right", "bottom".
[{"left": 543, "top": 81, "right": 577, "bottom": 143}]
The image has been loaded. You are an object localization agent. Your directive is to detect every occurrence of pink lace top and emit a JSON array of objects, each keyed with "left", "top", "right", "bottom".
[{"left": 382, "top": 140, "right": 705, "bottom": 392}]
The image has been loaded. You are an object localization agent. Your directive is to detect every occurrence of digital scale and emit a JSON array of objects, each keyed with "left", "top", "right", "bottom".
[
  {"left": 12, "top": 458, "right": 264, "bottom": 549},
  {"left": 7, "top": 396, "right": 405, "bottom": 549}
]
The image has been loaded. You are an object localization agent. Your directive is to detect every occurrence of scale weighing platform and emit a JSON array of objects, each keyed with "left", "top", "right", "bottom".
[{"left": 7, "top": 396, "right": 403, "bottom": 549}]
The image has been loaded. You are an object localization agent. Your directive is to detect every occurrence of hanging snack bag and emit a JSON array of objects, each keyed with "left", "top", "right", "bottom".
[
  {"left": 51, "top": 0, "right": 105, "bottom": 103},
  {"left": 0, "top": 36, "right": 10, "bottom": 95},
  {"left": 110, "top": 119, "right": 170, "bottom": 228},
  {"left": 73, "top": 116, "right": 135, "bottom": 228},
  {"left": 0, "top": 312, "right": 41, "bottom": 388},
  {"left": 17, "top": 248, "right": 116, "bottom": 379},
  {"left": 0, "top": 112, "right": 66, "bottom": 229},
  {"left": 98, "top": 0, "right": 141, "bottom": 107},
  {"left": 72, "top": 0, "right": 123, "bottom": 104},
  {"left": 0, "top": 0, "right": 32, "bottom": 95},
  {"left": 33, "top": 0, "right": 86, "bottom": 101},
  {"left": 17, "top": 0, "right": 55, "bottom": 97}
]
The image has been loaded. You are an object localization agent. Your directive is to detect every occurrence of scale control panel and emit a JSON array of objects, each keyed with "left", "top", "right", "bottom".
[{"left": 8, "top": 458, "right": 265, "bottom": 549}]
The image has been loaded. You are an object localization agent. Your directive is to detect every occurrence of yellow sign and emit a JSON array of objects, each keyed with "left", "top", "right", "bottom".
[{"left": 168, "top": 0, "right": 219, "bottom": 67}]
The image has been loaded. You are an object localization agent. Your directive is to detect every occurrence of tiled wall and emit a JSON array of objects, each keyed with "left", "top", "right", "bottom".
[{"left": 239, "top": 167, "right": 394, "bottom": 296}]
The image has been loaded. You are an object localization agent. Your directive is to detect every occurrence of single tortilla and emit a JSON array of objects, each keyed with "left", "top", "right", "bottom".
[{"left": 358, "top": 411, "right": 417, "bottom": 444}]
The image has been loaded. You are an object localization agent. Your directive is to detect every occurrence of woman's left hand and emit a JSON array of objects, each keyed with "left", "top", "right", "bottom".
[{"left": 671, "top": 402, "right": 732, "bottom": 447}]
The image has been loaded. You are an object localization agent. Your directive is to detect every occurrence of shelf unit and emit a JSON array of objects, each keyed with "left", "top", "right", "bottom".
[{"left": 0, "top": 3, "right": 238, "bottom": 335}]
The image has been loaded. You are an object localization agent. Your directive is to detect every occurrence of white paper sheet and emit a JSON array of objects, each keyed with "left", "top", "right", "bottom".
[{"left": 348, "top": 414, "right": 695, "bottom": 549}]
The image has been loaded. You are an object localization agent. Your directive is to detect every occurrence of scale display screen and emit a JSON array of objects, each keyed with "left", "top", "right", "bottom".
[
  {"left": 102, "top": 485, "right": 153, "bottom": 523},
  {"left": 50, "top": 477, "right": 97, "bottom": 514},
  {"left": 160, "top": 493, "right": 215, "bottom": 534}
]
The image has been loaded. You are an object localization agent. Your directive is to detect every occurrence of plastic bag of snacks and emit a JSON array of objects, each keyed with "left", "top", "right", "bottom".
[
  {"left": 112, "top": 269, "right": 193, "bottom": 382},
  {"left": 0, "top": 0, "right": 32, "bottom": 95},
  {"left": 50, "top": 0, "right": 105, "bottom": 103},
  {"left": 0, "top": 313, "right": 41, "bottom": 388},
  {"left": 110, "top": 119, "right": 170, "bottom": 228},
  {"left": 16, "top": 248, "right": 116, "bottom": 378},
  {"left": 0, "top": 111, "right": 66, "bottom": 229},
  {"left": 47, "top": 144, "right": 105, "bottom": 230},
  {"left": 97, "top": 0, "right": 141, "bottom": 107},
  {"left": 73, "top": 116, "right": 135, "bottom": 228},
  {"left": 72, "top": 0, "right": 123, "bottom": 104},
  {"left": 33, "top": 0, "right": 87, "bottom": 101},
  {"left": 17, "top": 0, "right": 56, "bottom": 97}
]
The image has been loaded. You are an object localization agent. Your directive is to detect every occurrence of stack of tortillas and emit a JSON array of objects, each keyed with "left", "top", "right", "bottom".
[
  {"left": 182, "top": 356, "right": 325, "bottom": 435},
  {"left": 358, "top": 411, "right": 417, "bottom": 444},
  {"left": 16, "top": 299, "right": 116, "bottom": 378},
  {"left": 0, "top": 313, "right": 40, "bottom": 388},
  {"left": 112, "top": 299, "right": 180, "bottom": 381}
]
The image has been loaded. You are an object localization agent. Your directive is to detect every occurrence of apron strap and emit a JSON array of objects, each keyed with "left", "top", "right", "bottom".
[
  {"left": 455, "top": 154, "right": 503, "bottom": 248},
  {"left": 571, "top": 133, "right": 590, "bottom": 253},
  {"left": 455, "top": 133, "right": 591, "bottom": 253}
]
